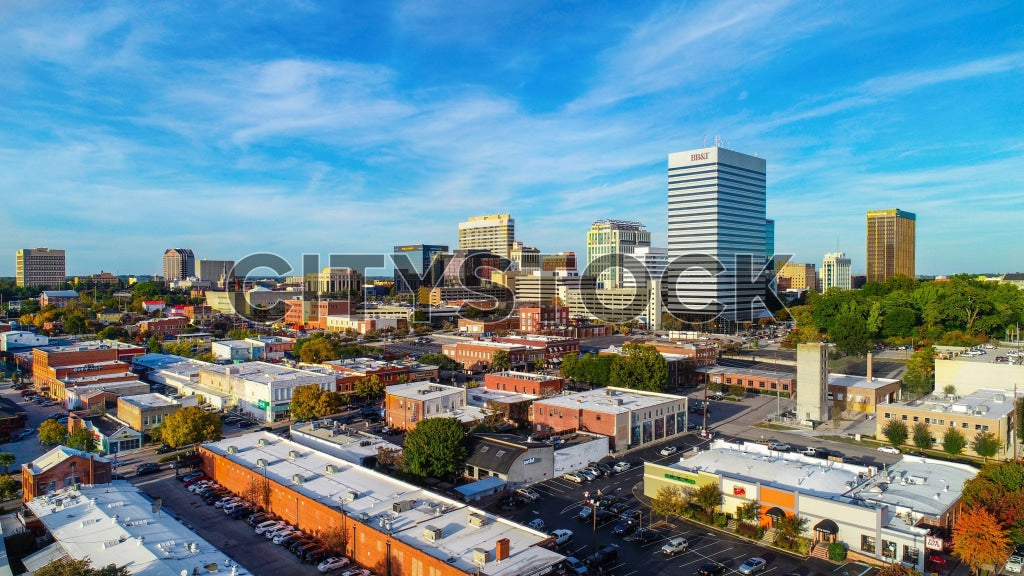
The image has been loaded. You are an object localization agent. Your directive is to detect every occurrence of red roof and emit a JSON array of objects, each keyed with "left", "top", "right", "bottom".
[{"left": 143, "top": 300, "right": 166, "bottom": 306}]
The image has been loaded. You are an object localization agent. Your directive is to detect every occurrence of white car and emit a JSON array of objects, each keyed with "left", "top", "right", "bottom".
[
  {"left": 550, "top": 529, "right": 574, "bottom": 548},
  {"left": 255, "top": 520, "right": 287, "bottom": 535},
  {"left": 767, "top": 441, "right": 791, "bottom": 452},
  {"left": 612, "top": 461, "right": 631, "bottom": 474},
  {"left": 1006, "top": 553, "right": 1024, "bottom": 574},
  {"left": 339, "top": 570, "right": 372, "bottom": 576},
  {"left": 273, "top": 530, "right": 301, "bottom": 544},
  {"left": 878, "top": 446, "right": 901, "bottom": 454},
  {"left": 317, "top": 557, "right": 351, "bottom": 573},
  {"left": 660, "top": 537, "right": 689, "bottom": 556},
  {"left": 738, "top": 557, "right": 767, "bottom": 575},
  {"left": 659, "top": 446, "right": 679, "bottom": 456},
  {"left": 266, "top": 525, "right": 295, "bottom": 539}
]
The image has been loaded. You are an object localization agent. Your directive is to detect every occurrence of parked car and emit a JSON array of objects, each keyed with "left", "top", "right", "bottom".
[
  {"left": 516, "top": 488, "right": 541, "bottom": 502},
  {"left": 229, "top": 506, "right": 253, "bottom": 519},
  {"left": 255, "top": 520, "right": 287, "bottom": 535},
  {"left": 303, "top": 547, "right": 330, "bottom": 564},
  {"left": 609, "top": 502, "right": 630, "bottom": 515},
  {"left": 527, "top": 518, "right": 546, "bottom": 531},
  {"left": 338, "top": 569, "right": 372, "bottom": 576},
  {"left": 583, "top": 544, "right": 618, "bottom": 570},
  {"left": 550, "top": 529, "right": 574, "bottom": 548},
  {"left": 273, "top": 529, "right": 301, "bottom": 544},
  {"left": 878, "top": 446, "right": 901, "bottom": 454},
  {"left": 611, "top": 519, "right": 636, "bottom": 536},
  {"left": 738, "top": 557, "right": 767, "bottom": 575},
  {"left": 592, "top": 462, "right": 612, "bottom": 475},
  {"left": 630, "top": 527, "right": 657, "bottom": 544},
  {"left": 563, "top": 472, "right": 586, "bottom": 484},
  {"left": 564, "top": 556, "right": 588, "bottom": 575},
  {"left": 697, "top": 561, "right": 727, "bottom": 576},
  {"left": 135, "top": 462, "right": 162, "bottom": 475},
  {"left": 767, "top": 441, "right": 791, "bottom": 452},
  {"left": 660, "top": 537, "right": 689, "bottom": 556},
  {"left": 578, "top": 469, "right": 596, "bottom": 482},
  {"left": 659, "top": 446, "right": 679, "bottom": 456},
  {"left": 612, "top": 461, "right": 631, "bottom": 474},
  {"left": 247, "top": 512, "right": 272, "bottom": 526},
  {"left": 577, "top": 506, "right": 594, "bottom": 522},
  {"left": 317, "top": 557, "right": 352, "bottom": 573},
  {"left": 156, "top": 444, "right": 175, "bottom": 454}
]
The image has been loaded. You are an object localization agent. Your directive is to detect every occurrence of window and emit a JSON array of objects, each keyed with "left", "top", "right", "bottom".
[
  {"left": 770, "top": 382, "right": 777, "bottom": 390},
  {"left": 982, "top": 425, "right": 990, "bottom": 431},
  {"left": 975, "top": 424, "right": 983, "bottom": 430},
  {"left": 903, "top": 545, "right": 920, "bottom": 564},
  {"left": 881, "top": 540, "right": 896, "bottom": 560},
  {"left": 901, "top": 415, "right": 908, "bottom": 421},
  {"left": 925, "top": 418, "right": 931, "bottom": 424},
  {"left": 884, "top": 413, "right": 892, "bottom": 419},
  {"left": 913, "top": 416, "right": 919, "bottom": 422},
  {"left": 962, "top": 422, "right": 969, "bottom": 429},
  {"left": 861, "top": 535, "right": 876, "bottom": 553},
  {"left": 596, "top": 414, "right": 601, "bottom": 420}
]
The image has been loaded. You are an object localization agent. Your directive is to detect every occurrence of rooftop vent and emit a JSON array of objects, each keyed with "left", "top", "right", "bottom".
[
  {"left": 424, "top": 525, "right": 443, "bottom": 542},
  {"left": 359, "top": 440, "right": 372, "bottom": 447},
  {"left": 325, "top": 464, "right": 338, "bottom": 474},
  {"left": 292, "top": 474, "right": 305, "bottom": 484},
  {"left": 288, "top": 450, "right": 301, "bottom": 460},
  {"left": 393, "top": 500, "right": 413, "bottom": 513},
  {"left": 473, "top": 548, "right": 492, "bottom": 566},
  {"left": 257, "top": 438, "right": 269, "bottom": 447},
  {"left": 226, "top": 446, "right": 238, "bottom": 454},
  {"left": 256, "top": 458, "right": 268, "bottom": 468},
  {"left": 468, "top": 512, "right": 486, "bottom": 527},
  {"left": 345, "top": 490, "right": 359, "bottom": 501}
]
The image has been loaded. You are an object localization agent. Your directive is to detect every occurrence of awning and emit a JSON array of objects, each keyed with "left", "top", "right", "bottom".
[
  {"left": 814, "top": 519, "right": 839, "bottom": 535},
  {"left": 765, "top": 506, "right": 786, "bottom": 519}
]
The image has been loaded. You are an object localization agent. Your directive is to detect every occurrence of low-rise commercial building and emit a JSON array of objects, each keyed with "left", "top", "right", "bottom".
[
  {"left": 484, "top": 371, "right": 565, "bottom": 396},
  {"left": 117, "top": 393, "right": 192, "bottom": 433},
  {"left": 323, "top": 315, "right": 407, "bottom": 335},
  {"left": 697, "top": 365, "right": 797, "bottom": 395},
  {"left": 200, "top": 432, "right": 566, "bottom": 576},
  {"left": 442, "top": 340, "right": 545, "bottom": 373},
  {"left": 934, "top": 346, "right": 1024, "bottom": 396},
  {"left": 829, "top": 373, "right": 901, "bottom": 413},
  {"left": 322, "top": 357, "right": 439, "bottom": 394},
  {"left": 69, "top": 413, "right": 142, "bottom": 454},
  {"left": 877, "top": 388, "right": 1019, "bottom": 458},
  {"left": 531, "top": 387, "right": 690, "bottom": 450},
  {"left": 457, "top": 316, "right": 518, "bottom": 335},
  {"left": 137, "top": 316, "right": 189, "bottom": 337},
  {"left": 385, "top": 381, "right": 472, "bottom": 431},
  {"left": 39, "top": 290, "right": 80, "bottom": 308},
  {"left": 21, "top": 446, "right": 111, "bottom": 502},
  {"left": 198, "top": 362, "right": 335, "bottom": 423},
  {"left": 643, "top": 440, "right": 975, "bottom": 573},
  {"left": 518, "top": 306, "right": 570, "bottom": 333},
  {"left": 23, "top": 481, "right": 242, "bottom": 576},
  {"left": 464, "top": 434, "right": 554, "bottom": 487},
  {"left": 32, "top": 340, "right": 145, "bottom": 395},
  {"left": 289, "top": 419, "right": 403, "bottom": 467},
  {"left": 60, "top": 378, "right": 149, "bottom": 409},
  {"left": 492, "top": 335, "right": 579, "bottom": 363}
]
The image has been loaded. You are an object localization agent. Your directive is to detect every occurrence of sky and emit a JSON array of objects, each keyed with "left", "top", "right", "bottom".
[{"left": 1, "top": 1, "right": 1022, "bottom": 278}]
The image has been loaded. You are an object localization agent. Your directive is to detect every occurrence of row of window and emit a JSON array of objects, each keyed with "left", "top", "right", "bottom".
[
  {"left": 860, "top": 535, "right": 919, "bottom": 564},
  {"left": 718, "top": 377, "right": 791, "bottom": 392},
  {"left": 883, "top": 413, "right": 991, "bottom": 431}
]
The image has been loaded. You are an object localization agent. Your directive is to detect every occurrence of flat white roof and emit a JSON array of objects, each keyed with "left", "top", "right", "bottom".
[
  {"left": 467, "top": 388, "right": 538, "bottom": 407},
  {"left": 535, "top": 387, "right": 686, "bottom": 415},
  {"left": 290, "top": 421, "right": 402, "bottom": 462},
  {"left": 120, "top": 393, "right": 179, "bottom": 409},
  {"left": 26, "top": 482, "right": 242, "bottom": 576},
  {"left": 852, "top": 456, "right": 976, "bottom": 517},
  {"left": 386, "top": 381, "right": 463, "bottom": 401},
  {"left": 203, "top": 433, "right": 564, "bottom": 575},
  {"left": 132, "top": 354, "right": 216, "bottom": 380},
  {"left": 881, "top": 387, "right": 1020, "bottom": 420},
  {"left": 212, "top": 339, "right": 251, "bottom": 350},
  {"left": 202, "top": 361, "right": 333, "bottom": 388},
  {"left": 829, "top": 373, "right": 900, "bottom": 390},
  {"left": 489, "top": 371, "right": 562, "bottom": 382}
]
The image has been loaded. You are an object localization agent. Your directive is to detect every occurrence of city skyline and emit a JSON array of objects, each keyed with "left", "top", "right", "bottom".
[{"left": 2, "top": 2, "right": 1022, "bottom": 277}]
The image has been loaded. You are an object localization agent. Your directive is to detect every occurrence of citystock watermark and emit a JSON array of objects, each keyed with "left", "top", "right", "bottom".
[{"left": 227, "top": 250, "right": 793, "bottom": 330}]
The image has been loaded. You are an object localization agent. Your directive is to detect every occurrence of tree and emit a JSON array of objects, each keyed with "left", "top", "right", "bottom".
[
  {"left": 226, "top": 328, "right": 258, "bottom": 340},
  {"left": 35, "top": 557, "right": 131, "bottom": 576},
  {"left": 911, "top": 422, "right": 933, "bottom": 450},
  {"left": 418, "top": 353, "right": 463, "bottom": 372},
  {"left": 775, "top": 513, "right": 808, "bottom": 547},
  {"left": 289, "top": 384, "right": 342, "bottom": 421},
  {"left": 651, "top": 485, "right": 689, "bottom": 520},
  {"left": 828, "top": 312, "right": 872, "bottom": 355},
  {"left": 943, "top": 427, "right": 967, "bottom": 456},
  {"left": 735, "top": 500, "right": 760, "bottom": 523},
  {"left": 0, "top": 453, "right": 15, "bottom": 475},
  {"left": 961, "top": 459, "right": 1024, "bottom": 543},
  {"left": 402, "top": 417, "right": 467, "bottom": 478},
  {"left": 160, "top": 406, "right": 222, "bottom": 449},
  {"left": 881, "top": 419, "right": 908, "bottom": 447},
  {"left": 953, "top": 506, "right": 1011, "bottom": 575},
  {"left": 692, "top": 482, "right": 721, "bottom": 518},
  {"left": 609, "top": 344, "right": 669, "bottom": 392},
  {"left": 353, "top": 375, "right": 385, "bottom": 401},
  {"left": 38, "top": 418, "right": 68, "bottom": 446},
  {"left": 972, "top": 431, "right": 1001, "bottom": 461},
  {"left": 318, "top": 525, "right": 347, "bottom": 555},
  {"left": 162, "top": 341, "right": 197, "bottom": 358},
  {"left": 146, "top": 335, "right": 163, "bottom": 353},
  {"left": 0, "top": 474, "right": 18, "bottom": 500},
  {"left": 68, "top": 428, "right": 96, "bottom": 452},
  {"left": 876, "top": 565, "right": 923, "bottom": 576},
  {"left": 902, "top": 346, "right": 936, "bottom": 399},
  {"left": 490, "top": 349, "right": 511, "bottom": 372}
]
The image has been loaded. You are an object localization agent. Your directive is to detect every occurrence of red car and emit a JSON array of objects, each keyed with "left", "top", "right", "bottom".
[{"left": 928, "top": 554, "right": 947, "bottom": 567}]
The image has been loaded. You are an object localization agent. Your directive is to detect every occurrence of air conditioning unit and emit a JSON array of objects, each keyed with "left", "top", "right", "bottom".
[
  {"left": 360, "top": 440, "right": 372, "bottom": 447},
  {"left": 468, "top": 513, "right": 486, "bottom": 527},
  {"left": 292, "top": 474, "right": 305, "bottom": 484},
  {"left": 345, "top": 490, "right": 359, "bottom": 501},
  {"left": 227, "top": 446, "right": 238, "bottom": 454},
  {"left": 288, "top": 450, "right": 300, "bottom": 460},
  {"left": 424, "top": 525, "right": 442, "bottom": 542},
  {"left": 256, "top": 458, "right": 268, "bottom": 468},
  {"left": 325, "top": 464, "right": 337, "bottom": 474},
  {"left": 393, "top": 500, "right": 413, "bottom": 513},
  {"left": 257, "top": 438, "right": 269, "bottom": 447},
  {"left": 473, "top": 548, "right": 492, "bottom": 566}
]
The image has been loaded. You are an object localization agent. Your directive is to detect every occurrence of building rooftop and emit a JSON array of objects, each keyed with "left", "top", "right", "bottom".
[
  {"left": 496, "top": 335, "right": 575, "bottom": 344},
  {"left": 936, "top": 345, "right": 1024, "bottom": 365},
  {"left": 203, "top": 433, "right": 564, "bottom": 576},
  {"left": 386, "top": 381, "right": 462, "bottom": 401},
  {"left": 132, "top": 354, "right": 215, "bottom": 381},
  {"left": 40, "top": 340, "right": 142, "bottom": 354},
  {"left": 324, "top": 357, "right": 400, "bottom": 373},
  {"left": 212, "top": 339, "right": 251, "bottom": 350},
  {"left": 489, "top": 371, "right": 562, "bottom": 382},
  {"left": 25, "top": 445, "right": 109, "bottom": 475},
  {"left": 81, "top": 414, "right": 135, "bottom": 437},
  {"left": 447, "top": 340, "right": 528, "bottom": 351},
  {"left": 119, "top": 393, "right": 179, "bottom": 410},
  {"left": 535, "top": 387, "right": 686, "bottom": 414},
  {"left": 466, "top": 387, "right": 538, "bottom": 407},
  {"left": 41, "top": 290, "right": 80, "bottom": 298},
  {"left": 851, "top": 455, "right": 977, "bottom": 518},
  {"left": 696, "top": 365, "right": 795, "bottom": 378},
  {"left": 200, "top": 362, "right": 332, "bottom": 388},
  {"left": 881, "top": 387, "right": 1021, "bottom": 420},
  {"left": 25, "top": 481, "right": 243, "bottom": 576},
  {"left": 289, "top": 420, "right": 402, "bottom": 464},
  {"left": 828, "top": 373, "right": 901, "bottom": 390}
]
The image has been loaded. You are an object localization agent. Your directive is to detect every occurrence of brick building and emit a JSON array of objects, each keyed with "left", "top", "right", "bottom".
[
  {"left": 284, "top": 299, "right": 355, "bottom": 328},
  {"left": 138, "top": 316, "right": 189, "bottom": 337},
  {"left": 492, "top": 335, "right": 579, "bottom": 363},
  {"left": 696, "top": 366, "right": 798, "bottom": 395},
  {"left": 322, "top": 357, "right": 440, "bottom": 394},
  {"left": 457, "top": 317, "right": 518, "bottom": 335},
  {"left": 442, "top": 341, "right": 545, "bottom": 373},
  {"left": 182, "top": 303, "right": 214, "bottom": 325},
  {"left": 385, "top": 381, "right": 468, "bottom": 431},
  {"left": 199, "top": 433, "right": 565, "bottom": 576},
  {"left": 484, "top": 371, "right": 565, "bottom": 396},
  {"left": 22, "top": 446, "right": 112, "bottom": 501},
  {"left": 530, "top": 387, "right": 690, "bottom": 450},
  {"left": 32, "top": 342, "right": 128, "bottom": 396},
  {"left": 517, "top": 306, "right": 570, "bottom": 334},
  {"left": 39, "top": 290, "right": 80, "bottom": 309}
]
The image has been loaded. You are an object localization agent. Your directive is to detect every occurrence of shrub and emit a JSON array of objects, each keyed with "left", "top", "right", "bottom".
[
  {"left": 827, "top": 542, "right": 848, "bottom": 561},
  {"left": 713, "top": 513, "right": 728, "bottom": 528},
  {"left": 736, "top": 522, "right": 761, "bottom": 539}
]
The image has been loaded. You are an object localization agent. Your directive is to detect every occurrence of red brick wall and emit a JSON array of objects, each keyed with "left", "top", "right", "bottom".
[
  {"left": 484, "top": 373, "right": 565, "bottom": 396},
  {"left": 22, "top": 454, "right": 112, "bottom": 502}
]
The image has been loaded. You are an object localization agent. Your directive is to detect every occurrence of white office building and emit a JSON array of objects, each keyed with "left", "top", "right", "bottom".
[
  {"left": 821, "top": 252, "right": 852, "bottom": 291},
  {"left": 667, "top": 146, "right": 767, "bottom": 329}
]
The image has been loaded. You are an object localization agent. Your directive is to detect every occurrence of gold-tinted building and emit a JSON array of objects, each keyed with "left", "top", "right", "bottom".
[
  {"left": 866, "top": 209, "right": 915, "bottom": 283},
  {"left": 457, "top": 214, "right": 515, "bottom": 258}
]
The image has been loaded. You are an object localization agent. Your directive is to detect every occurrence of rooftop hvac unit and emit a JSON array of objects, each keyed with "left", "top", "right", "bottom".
[
  {"left": 325, "top": 464, "right": 337, "bottom": 474},
  {"left": 311, "top": 421, "right": 319, "bottom": 430},
  {"left": 615, "top": 398, "right": 623, "bottom": 406},
  {"left": 288, "top": 450, "right": 300, "bottom": 460},
  {"left": 329, "top": 429, "right": 338, "bottom": 437},
  {"left": 424, "top": 525, "right": 442, "bottom": 542},
  {"left": 360, "top": 440, "right": 372, "bottom": 447},
  {"left": 258, "top": 438, "right": 269, "bottom": 447},
  {"left": 473, "top": 548, "right": 492, "bottom": 566},
  {"left": 345, "top": 490, "right": 359, "bottom": 501},
  {"left": 393, "top": 500, "right": 413, "bottom": 513},
  {"left": 227, "top": 446, "right": 238, "bottom": 454},
  {"left": 292, "top": 474, "right": 305, "bottom": 484},
  {"left": 468, "top": 513, "right": 486, "bottom": 527},
  {"left": 256, "top": 458, "right": 268, "bottom": 468}
]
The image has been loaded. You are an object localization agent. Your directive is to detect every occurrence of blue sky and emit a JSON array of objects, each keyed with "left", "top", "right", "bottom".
[{"left": 1, "top": 1, "right": 1022, "bottom": 278}]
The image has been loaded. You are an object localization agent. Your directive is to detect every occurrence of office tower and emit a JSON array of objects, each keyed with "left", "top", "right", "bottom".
[
  {"left": 392, "top": 244, "right": 449, "bottom": 292},
  {"left": 627, "top": 246, "right": 669, "bottom": 288},
  {"left": 16, "top": 248, "right": 66, "bottom": 288},
  {"left": 585, "top": 220, "right": 651, "bottom": 289},
  {"left": 306, "top": 268, "right": 363, "bottom": 296},
  {"left": 162, "top": 248, "right": 195, "bottom": 282},
  {"left": 667, "top": 147, "right": 766, "bottom": 328},
  {"left": 820, "top": 252, "right": 852, "bottom": 291},
  {"left": 458, "top": 214, "right": 515, "bottom": 258},
  {"left": 777, "top": 262, "right": 818, "bottom": 291},
  {"left": 540, "top": 252, "right": 578, "bottom": 275},
  {"left": 196, "top": 259, "right": 235, "bottom": 288},
  {"left": 765, "top": 219, "right": 775, "bottom": 267},
  {"left": 510, "top": 242, "right": 541, "bottom": 273},
  {"left": 866, "top": 209, "right": 916, "bottom": 282}
]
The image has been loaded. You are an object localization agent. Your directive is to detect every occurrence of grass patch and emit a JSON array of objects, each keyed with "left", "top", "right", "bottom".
[{"left": 756, "top": 422, "right": 799, "bottom": 431}]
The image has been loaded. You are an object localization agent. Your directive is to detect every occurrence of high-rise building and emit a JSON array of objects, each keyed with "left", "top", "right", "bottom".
[
  {"left": 626, "top": 246, "right": 668, "bottom": 288},
  {"left": 765, "top": 219, "right": 775, "bottom": 265},
  {"left": 667, "top": 146, "right": 767, "bottom": 328},
  {"left": 16, "top": 248, "right": 66, "bottom": 288},
  {"left": 457, "top": 214, "right": 515, "bottom": 258},
  {"left": 777, "top": 262, "right": 818, "bottom": 292},
  {"left": 585, "top": 220, "right": 651, "bottom": 289},
  {"left": 305, "top": 268, "right": 363, "bottom": 296},
  {"left": 820, "top": 252, "right": 852, "bottom": 291},
  {"left": 162, "top": 249, "right": 195, "bottom": 282},
  {"left": 540, "top": 252, "right": 577, "bottom": 275},
  {"left": 392, "top": 244, "right": 448, "bottom": 293},
  {"left": 196, "top": 259, "right": 235, "bottom": 288},
  {"left": 866, "top": 209, "right": 916, "bottom": 282},
  {"left": 509, "top": 242, "right": 541, "bottom": 273}
]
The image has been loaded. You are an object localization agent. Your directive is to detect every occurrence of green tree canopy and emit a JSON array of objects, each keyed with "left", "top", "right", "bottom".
[
  {"left": 692, "top": 482, "right": 721, "bottom": 517},
  {"left": 160, "top": 406, "right": 222, "bottom": 449},
  {"left": 882, "top": 418, "right": 908, "bottom": 447},
  {"left": 903, "top": 346, "right": 936, "bottom": 399},
  {"left": 911, "top": 422, "right": 933, "bottom": 450},
  {"left": 417, "top": 353, "right": 463, "bottom": 372},
  {"left": 490, "top": 349, "right": 511, "bottom": 372},
  {"left": 561, "top": 353, "right": 614, "bottom": 386},
  {"left": 289, "top": 384, "right": 343, "bottom": 421},
  {"left": 146, "top": 335, "right": 163, "bottom": 353},
  {"left": 942, "top": 427, "right": 967, "bottom": 456},
  {"left": 972, "top": 431, "right": 1001, "bottom": 461},
  {"left": 609, "top": 344, "right": 669, "bottom": 392},
  {"left": 67, "top": 428, "right": 96, "bottom": 452},
  {"left": 402, "top": 417, "right": 467, "bottom": 479},
  {"left": 0, "top": 474, "right": 19, "bottom": 501},
  {"left": 0, "top": 453, "right": 15, "bottom": 475},
  {"left": 353, "top": 375, "right": 386, "bottom": 401},
  {"left": 38, "top": 418, "right": 68, "bottom": 446},
  {"left": 36, "top": 557, "right": 131, "bottom": 576}
]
